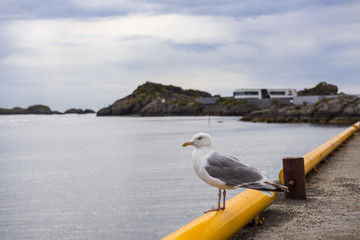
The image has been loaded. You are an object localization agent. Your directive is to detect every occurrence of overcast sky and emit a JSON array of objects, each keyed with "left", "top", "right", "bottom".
[{"left": 0, "top": 0, "right": 359, "bottom": 111}]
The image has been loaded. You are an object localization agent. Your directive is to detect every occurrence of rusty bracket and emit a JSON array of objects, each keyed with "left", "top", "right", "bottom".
[{"left": 282, "top": 157, "right": 306, "bottom": 200}]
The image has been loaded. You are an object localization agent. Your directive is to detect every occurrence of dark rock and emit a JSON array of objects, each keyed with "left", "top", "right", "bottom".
[
  {"left": 97, "top": 106, "right": 112, "bottom": 116},
  {"left": 0, "top": 105, "right": 57, "bottom": 115},
  {"left": 298, "top": 82, "right": 338, "bottom": 96},
  {"left": 65, "top": 108, "right": 95, "bottom": 114},
  {"left": 27, "top": 105, "right": 53, "bottom": 114}
]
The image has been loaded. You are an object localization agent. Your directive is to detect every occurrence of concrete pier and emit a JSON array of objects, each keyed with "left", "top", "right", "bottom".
[{"left": 232, "top": 132, "right": 360, "bottom": 239}]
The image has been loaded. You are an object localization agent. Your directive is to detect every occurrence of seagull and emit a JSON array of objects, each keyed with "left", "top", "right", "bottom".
[{"left": 182, "top": 132, "right": 288, "bottom": 213}]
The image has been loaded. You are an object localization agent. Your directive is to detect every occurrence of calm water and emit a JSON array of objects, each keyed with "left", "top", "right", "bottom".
[{"left": 0, "top": 115, "right": 346, "bottom": 239}]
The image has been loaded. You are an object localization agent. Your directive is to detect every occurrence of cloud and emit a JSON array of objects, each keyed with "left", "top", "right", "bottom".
[
  {"left": 1, "top": 14, "right": 239, "bottom": 70},
  {"left": 2, "top": 0, "right": 356, "bottom": 20},
  {"left": 0, "top": 1, "right": 360, "bottom": 110}
]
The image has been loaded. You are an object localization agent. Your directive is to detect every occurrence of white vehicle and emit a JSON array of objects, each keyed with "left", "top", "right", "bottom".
[{"left": 234, "top": 88, "right": 297, "bottom": 100}]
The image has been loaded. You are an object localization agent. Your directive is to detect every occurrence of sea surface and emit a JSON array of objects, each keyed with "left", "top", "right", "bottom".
[{"left": 0, "top": 115, "right": 346, "bottom": 239}]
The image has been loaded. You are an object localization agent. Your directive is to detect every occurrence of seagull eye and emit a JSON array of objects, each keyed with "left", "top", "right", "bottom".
[{"left": 197, "top": 137, "right": 203, "bottom": 140}]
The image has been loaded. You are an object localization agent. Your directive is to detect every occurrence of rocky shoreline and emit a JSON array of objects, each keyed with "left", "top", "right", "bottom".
[{"left": 241, "top": 94, "right": 360, "bottom": 124}]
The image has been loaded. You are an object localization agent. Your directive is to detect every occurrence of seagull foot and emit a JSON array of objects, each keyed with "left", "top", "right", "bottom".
[
  {"left": 252, "top": 215, "right": 265, "bottom": 227},
  {"left": 204, "top": 207, "right": 225, "bottom": 213}
]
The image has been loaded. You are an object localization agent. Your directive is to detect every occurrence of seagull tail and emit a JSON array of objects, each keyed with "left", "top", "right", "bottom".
[{"left": 264, "top": 181, "right": 289, "bottom": 192}]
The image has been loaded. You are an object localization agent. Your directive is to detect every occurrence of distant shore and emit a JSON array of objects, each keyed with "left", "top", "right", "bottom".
[
  {"left": 0, "top": 105, "right": 95, "bottom": 115},
  {"left": 2, "top": 82, "right": 359, "bottom": 124}
]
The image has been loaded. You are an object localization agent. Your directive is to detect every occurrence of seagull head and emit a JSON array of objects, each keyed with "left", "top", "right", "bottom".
[{"left": 182, "top": 132, "right": 213, "bottom": 149}]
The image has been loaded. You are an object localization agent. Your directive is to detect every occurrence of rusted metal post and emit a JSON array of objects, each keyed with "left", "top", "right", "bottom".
[{"left": 283, "top": 157, "right": 306, "bottom": 200}]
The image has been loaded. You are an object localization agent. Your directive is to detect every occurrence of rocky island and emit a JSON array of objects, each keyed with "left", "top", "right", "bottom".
[
  {"left": 97, "top": 82, "right": 256, "bottom": 116},
  {"left": 64, "top": 108, "right": 95, "bottom": 114},
  {"left": 0, "top": 105, "right": 95, "bottom": 115},
  {"left": 0, "top": 105, "right": 62, "bottom": 115}
]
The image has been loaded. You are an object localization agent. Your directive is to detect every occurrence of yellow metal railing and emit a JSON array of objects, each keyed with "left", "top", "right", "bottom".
[
  {"left": 162, "top": 189, "right": 274, "bottom": 240},
  {"left": 279, "top": 121, "right": 360, "bottom": 184}
]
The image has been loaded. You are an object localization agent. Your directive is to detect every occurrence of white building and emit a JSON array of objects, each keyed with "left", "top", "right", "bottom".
[{"left": 234, "top": 88, "right": 297, "bottom": 100}]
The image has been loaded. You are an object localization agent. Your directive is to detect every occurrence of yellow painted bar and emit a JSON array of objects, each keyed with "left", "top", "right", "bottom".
[
  {"left": 162, "top": 189, "right": 275, "bottom": 240},
  {"left": 279, "top": 121, "right": 360, "bottom": 184}
]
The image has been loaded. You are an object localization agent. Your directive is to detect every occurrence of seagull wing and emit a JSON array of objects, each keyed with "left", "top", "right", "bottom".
[{"left": 205, "top": 152, "right": 276, "bottom": 191}]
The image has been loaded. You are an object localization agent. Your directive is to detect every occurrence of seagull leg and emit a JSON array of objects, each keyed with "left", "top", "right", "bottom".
[
  {"left": 204, "top": 189, "right": 225, "bottom": 213},
  {"left": 221, "top": 189, "right": 226, "bottom": 210},
  {"left": 217, "top": 188, "right": 222, "bottom": 209}
]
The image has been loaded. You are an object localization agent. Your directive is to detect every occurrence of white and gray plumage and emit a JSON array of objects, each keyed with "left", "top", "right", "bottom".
[{"left": 182, "top": 132, "right": 287, "bottom": 213}]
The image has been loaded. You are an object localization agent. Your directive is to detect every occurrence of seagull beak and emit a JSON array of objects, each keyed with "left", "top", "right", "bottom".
[{"left": 182, "top": 141, "right": 193, "bottom": 147}]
